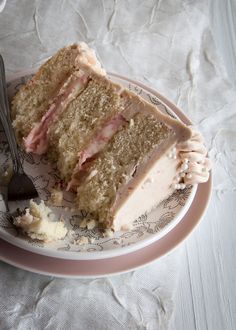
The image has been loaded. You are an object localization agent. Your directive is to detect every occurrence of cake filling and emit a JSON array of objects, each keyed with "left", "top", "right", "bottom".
[{"left": 24, "top": 71, "right": 89, "bottom": 154}]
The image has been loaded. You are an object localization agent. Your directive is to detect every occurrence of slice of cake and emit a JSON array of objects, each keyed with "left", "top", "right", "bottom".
[{"left": 11, "top": 43, "right": 211, "bottom": 231}]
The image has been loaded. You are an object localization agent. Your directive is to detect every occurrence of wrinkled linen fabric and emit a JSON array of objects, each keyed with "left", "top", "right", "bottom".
[
  {"left": 0, "top": 254, "right": 178, "bottom": 330},
  {"left": 0, "top": 0, "right": 235, "bottom": 329},
  {"left": 0, "top": 0, "right": 6, "bottom": 12}
]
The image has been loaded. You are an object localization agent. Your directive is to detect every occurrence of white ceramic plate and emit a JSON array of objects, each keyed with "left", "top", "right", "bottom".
[{"left": 0, "top": 72, "right": 196, "bottom": 260}]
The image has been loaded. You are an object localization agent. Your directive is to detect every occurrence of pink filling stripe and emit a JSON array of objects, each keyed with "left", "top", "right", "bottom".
[
  {"left": 24, "top": 72, "right": 88, "bottom": 155},
  {"left": 67, "top": 113, "right": 127, "bottom": 190}
]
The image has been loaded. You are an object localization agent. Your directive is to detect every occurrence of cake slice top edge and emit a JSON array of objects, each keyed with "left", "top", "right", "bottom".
[
  {"left": 13, "top": 42, "right": 105, "bottom": 102},
  {"left": 72, "top": 66, "right": 193, "bottom": 144},
  {"left": 12, "top": 40, "right": 190, "bottom": 153},
  {"left": 119, "top": 89, "right": 192, "bottom": 142},
  {"left": 66, "top": 71, "right": 192, "bottom": 190}
]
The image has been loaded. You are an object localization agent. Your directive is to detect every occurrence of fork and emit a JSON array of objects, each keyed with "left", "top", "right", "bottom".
[{"left": 0, "top": 54, "right": 38, "bottom": 206}]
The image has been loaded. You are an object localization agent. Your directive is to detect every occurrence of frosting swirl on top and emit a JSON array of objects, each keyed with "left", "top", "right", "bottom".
[
  {"left": 75, "top": 42, "right": 106, "bottom": 76},
  {"left": 175, "top": 129, "right": 212, "bottom": 186}
]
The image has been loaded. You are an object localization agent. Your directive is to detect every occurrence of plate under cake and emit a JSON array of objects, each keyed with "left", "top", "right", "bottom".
[{"left": 0, "top": 71, "right": 210, "bottom": 259}]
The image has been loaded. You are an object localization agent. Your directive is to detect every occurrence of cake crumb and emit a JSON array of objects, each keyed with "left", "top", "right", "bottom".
[
  {"left": 49, "top": 188, "right": 63, "bottom": 206},
  {"left": 13, "top": 199, "right": 68, "bottom": 242},
  {"left": 103, "top": 229, "right": 114, "bottom": 238},
  {"left": 87, "top": 219, "right": 97, "bottom": 230},
  {"left": 79, "top": 219, "right": 88, "bottom": 229},
  {"left": 121, "top": 223, "right": 133, "bottom": 231},
  {"left": 75, "top": 236, "right": 89, "bottom": 245},
  {"left": 129, "top": 118, "right": 134, "bottom": 128},
  {"left": 79, "top": 218, "right": 98, "bottom": 230},
  {"left": 68, "top": 229, "right": 76, "bottom": 240}
]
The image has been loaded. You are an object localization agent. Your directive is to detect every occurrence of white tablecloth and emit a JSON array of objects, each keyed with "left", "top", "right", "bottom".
[{"left": 0, "top": 1, "right": 235, "bottom": 329}]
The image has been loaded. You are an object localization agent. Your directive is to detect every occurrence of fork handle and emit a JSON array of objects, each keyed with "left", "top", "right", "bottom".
[{"left": 0, "top": 55, "right": 24, "bottom": 174}]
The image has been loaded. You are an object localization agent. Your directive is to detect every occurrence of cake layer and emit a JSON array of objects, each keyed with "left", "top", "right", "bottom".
[
  {"left": 75, "top": 112, "right": 172, "bottom": 225},
  {"left": 14, "top": 200, "right": 68, "bottom": 242}
]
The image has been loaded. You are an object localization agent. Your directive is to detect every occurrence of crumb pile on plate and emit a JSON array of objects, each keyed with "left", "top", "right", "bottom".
[
  {"left": 14, "top": 200, "right": 67, "bottom": 242},
  {"left": 11, "top": 42, "right": 211, "bottom": 239}
]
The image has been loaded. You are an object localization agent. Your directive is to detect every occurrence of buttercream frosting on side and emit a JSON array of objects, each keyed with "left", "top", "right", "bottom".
[{"left": 171, "top": 129, "right": 211, "bottom": 188}]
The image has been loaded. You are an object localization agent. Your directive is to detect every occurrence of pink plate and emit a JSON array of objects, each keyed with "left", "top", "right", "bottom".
[
  {"left": 0, "top": 175, "right": 212, "bottom": 278},
  {"left": 0, "top": 74, "right": 212, "bottom": 277}
]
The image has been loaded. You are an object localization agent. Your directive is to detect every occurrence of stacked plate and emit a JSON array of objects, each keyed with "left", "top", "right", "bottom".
[{"left": 0, "top": 73, "right": 212, "bottom": 278}]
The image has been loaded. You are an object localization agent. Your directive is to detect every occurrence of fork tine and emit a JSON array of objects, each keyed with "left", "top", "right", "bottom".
[{"left": 8, "top": 173, "right": 38, "bottom": 201}]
